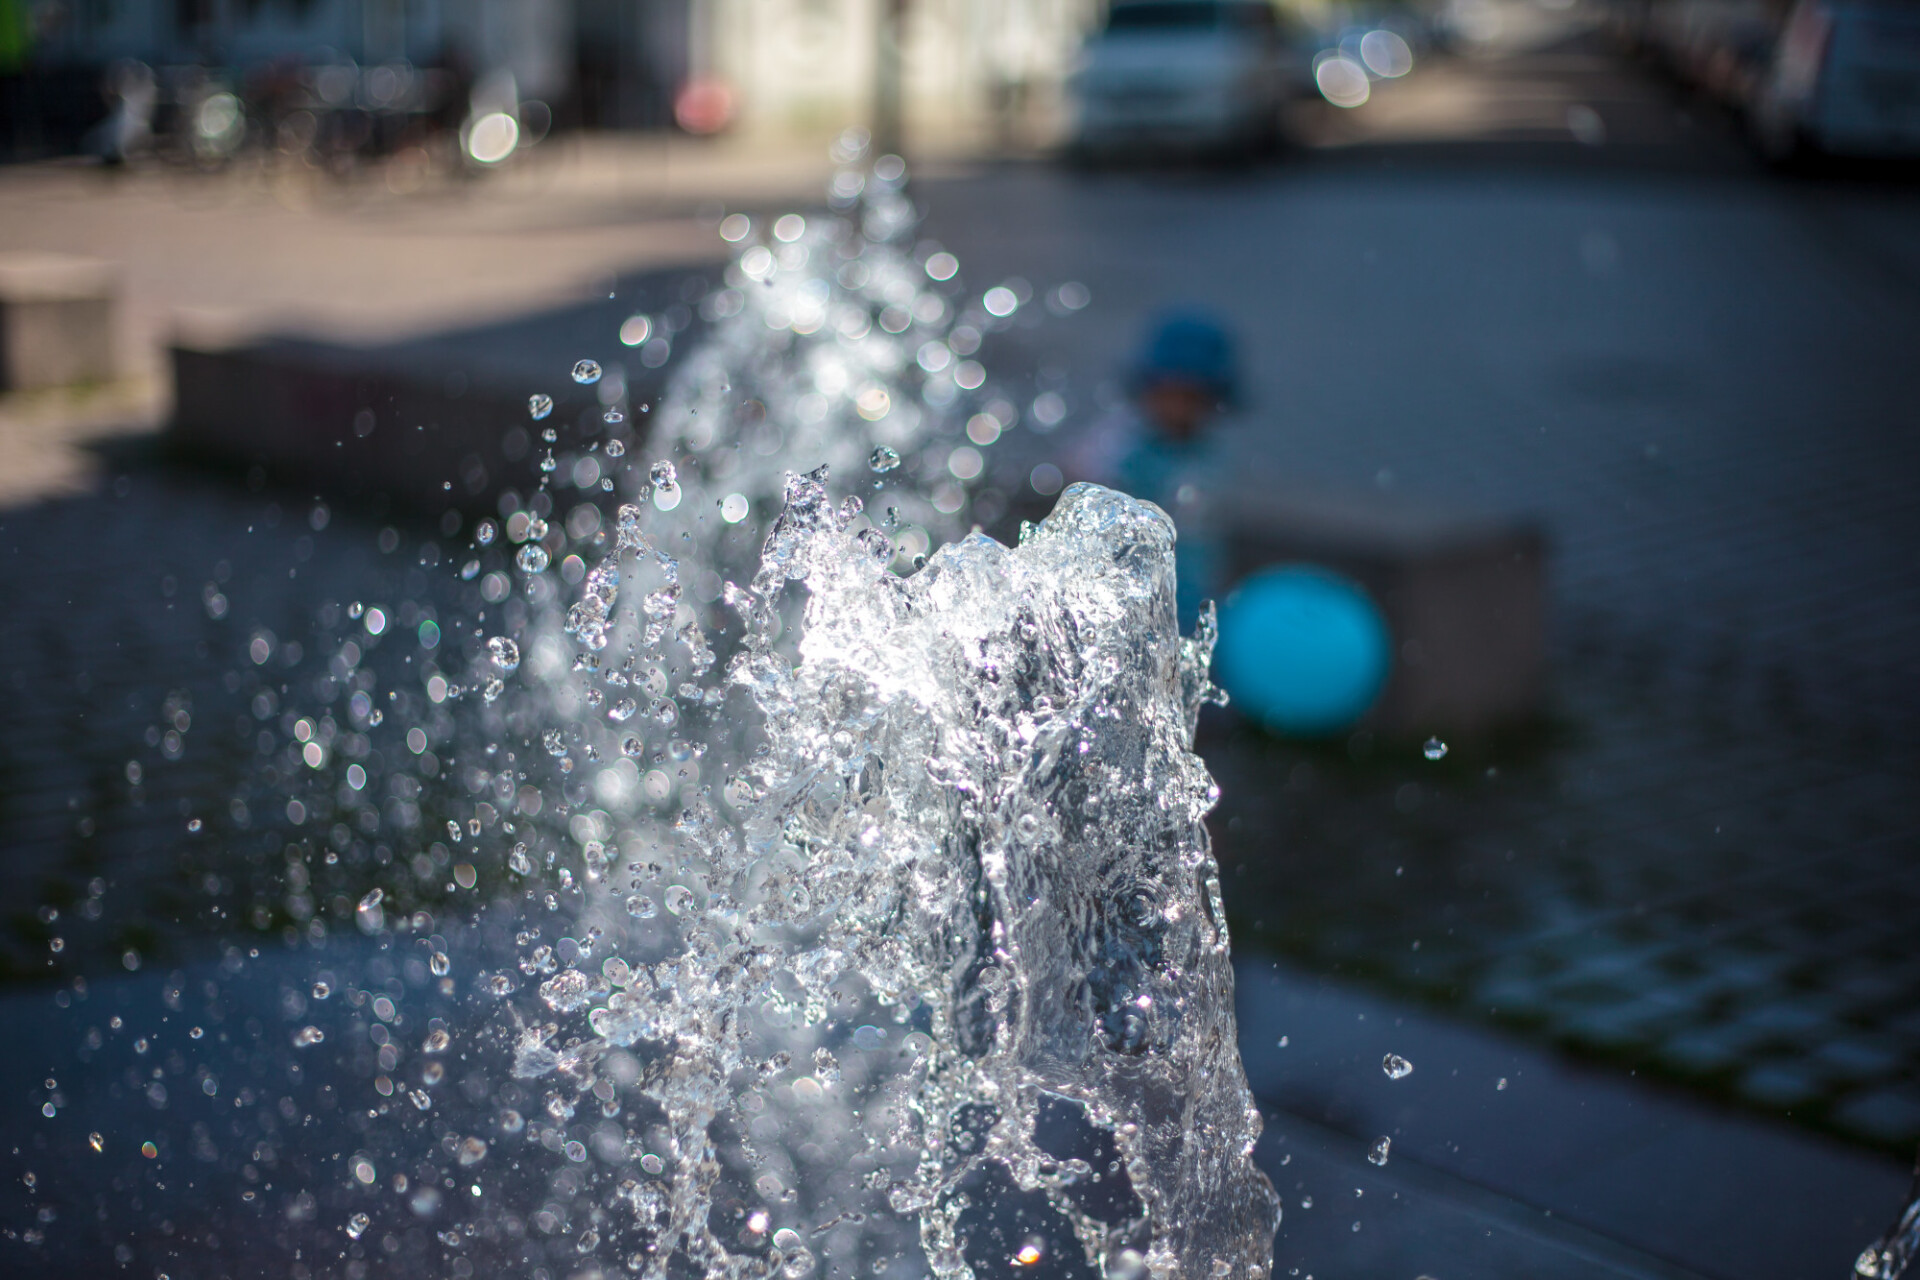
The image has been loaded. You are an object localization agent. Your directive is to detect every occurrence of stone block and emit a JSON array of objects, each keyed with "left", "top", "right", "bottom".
[
  {"left": 168, "top": 332, "right": 659, "bottom": 517},
  {"left": 0, "top": 253, "right": 119, "bottom": 392},
  {"left": 170, "top": 337, "right": 543, "bottom": 515},
  {"left": 1224, "top": 488, "right": 1546, "bottom": 739},
  {"left": 163, "top": 263, "right": 714, "bottom": 516}
]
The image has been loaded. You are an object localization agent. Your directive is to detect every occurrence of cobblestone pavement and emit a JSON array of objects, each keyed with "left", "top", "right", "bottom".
[
  {"left": 0, "top": 455, "right": 458, "bottom": 980},
  {"left": 1208, "top": 628, "right": 1920, "bottom": 1157}
]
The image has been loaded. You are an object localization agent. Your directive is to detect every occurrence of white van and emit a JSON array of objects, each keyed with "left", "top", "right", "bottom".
[{"left": 1066, "top": 0, "right": 1305, "bottom": 159}]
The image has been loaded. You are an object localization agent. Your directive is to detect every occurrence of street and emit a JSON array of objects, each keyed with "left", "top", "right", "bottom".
[{"left": 2, "top": 11, "right": 1919, "bottom": 1279}]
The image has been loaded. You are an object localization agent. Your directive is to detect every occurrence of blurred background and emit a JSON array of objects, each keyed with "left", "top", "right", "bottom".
[{"left": 3, "top": 0, "right": 1919, "bottom": 1276}]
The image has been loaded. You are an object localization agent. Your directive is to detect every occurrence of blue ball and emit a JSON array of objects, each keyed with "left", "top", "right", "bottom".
[{"left": 1215, "top": 566, "right": 1391, "bottom": 737}]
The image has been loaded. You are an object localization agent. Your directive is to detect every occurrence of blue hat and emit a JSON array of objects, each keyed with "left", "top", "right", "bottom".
[{"left": 1128, "top": 310, "right": 1240, "bottom": 407}]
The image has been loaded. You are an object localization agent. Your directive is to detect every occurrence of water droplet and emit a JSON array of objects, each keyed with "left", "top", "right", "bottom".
[
  {"left": 311, "top": 981, "right": 331, "bottom": 1000},
  {"left": 605, "top": 439, "right": 626, "bottom": 457},
  {"left": 1382, "top": 1053, "right": 1413, "bottom": 1080},
  {"left": 603, "top": 407, "right": 625, "bottom": 426},
  {"left": 293, "top": 1025, "right": 325, "bottom": 1047},
  {"left": 663, "top": 885, "right": 695, "bottom": 916},
  {"left": 540, "top": 969, "right": 591, "bottom": 1012},
  {"left": 488, "top": 636, "right": 521, "bottom": 671},
  {"left": 347, "top": 1211, "right": 370, "bottom": 1239},
  {"left": 430, "top": 950, "right": 451, "bottom": 977},
  {"left": 423, "top": 1028, "right": 451, "bottom": 1053},
  {"left": 1367, "top": 1136, "right": 1390, "bottom": 1166},
  {"left": 868, "top": 446, "right": 901, "bottom": 473},
  {"left": 529, "top": 393, "right": 554, "bottom": 421},
  {"left": 572, "top": 359, "right": 602, "bottom": 385},
  {"left": 608, "top": 697, "right": 638, "bottom": 723},
  {"left": 1422, "top": 737, "right": 1447, "bottom": 761},
  {"left": 650, "top": 460, "right": 678, "bottom": 490},
  {"left": 88, "top": 1132, "right": 103, "bottom": 1152},
  {"left": 517, "top": 544, "right": 551, "bottom": 574},
  {"left": 1496, "top": 1077, "right": 1508, "bottom": 1091},
  {"left": 622, "top": 737, "right": 644, "bottom": 757},
  {"left": 626, "top": 894, "right": 657, "bottom": 918}
]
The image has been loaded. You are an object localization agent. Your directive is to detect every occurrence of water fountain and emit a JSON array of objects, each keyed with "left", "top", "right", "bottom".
[{"left": 4, "top": 130, "right": 1277, "bottom": 1280}]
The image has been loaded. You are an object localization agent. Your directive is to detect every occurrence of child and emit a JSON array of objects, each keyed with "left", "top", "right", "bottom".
[{"left": 1070, "top": 310, "right": 1238, "bottom": 631}]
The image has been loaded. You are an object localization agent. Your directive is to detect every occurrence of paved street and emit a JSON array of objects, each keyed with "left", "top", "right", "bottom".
[{"left": 1, "top": 11, "right": 1918, "bottom": 1277}]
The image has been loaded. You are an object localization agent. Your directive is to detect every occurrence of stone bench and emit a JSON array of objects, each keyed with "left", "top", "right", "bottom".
[
  {"left": 169, "top": 335, "right": 558, "bottom": 515},
  {"left": 1223, "top": 488, "right": 1547, "bottom": 739},
  {"left": 0, "top": 253, "right": 119, "bottom": 392}
]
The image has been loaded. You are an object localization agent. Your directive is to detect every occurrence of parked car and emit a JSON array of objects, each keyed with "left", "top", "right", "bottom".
[
  {"left": 1751, "top": 0, "right": 1920, "bottom": 159},
  {"left": 1065, "top": 0, "right": 1306, "bottom": 159}
]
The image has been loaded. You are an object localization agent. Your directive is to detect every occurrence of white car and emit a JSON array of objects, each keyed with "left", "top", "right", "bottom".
[
  {"left": 1066, "top": 0, "right": 1303, "bottom": 159},
  {"left": 1752, "top": 0, "right": 1920, "bottom": 159}
]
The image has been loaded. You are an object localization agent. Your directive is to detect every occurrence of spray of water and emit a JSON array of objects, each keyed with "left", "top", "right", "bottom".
[
  {"left": 17, "top": 130, "right": 1276, "bottom": 1280},
  {"left": 509, "top": 466, "right": 1276, "bottom": 1280},
  {"left": 1859, "top": 1166, "right": 1920, "bottom": 1280}
]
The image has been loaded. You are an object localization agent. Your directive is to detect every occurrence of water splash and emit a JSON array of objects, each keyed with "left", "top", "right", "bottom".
[
  {"left": 24, "top": 129, "right": 1277, "bottom": 1280},
  {"left": 517, "top": 471, "right": 1277, "bottom": 1280}
]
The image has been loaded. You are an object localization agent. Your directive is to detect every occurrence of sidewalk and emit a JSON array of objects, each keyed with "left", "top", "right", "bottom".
[
  {"left": 0, "top": 935, "right": 1898, "bottom": 1277},
  {"left": 1238, "top": 957, "right": 1907, "bottom": 1280},
  {"left": 0, "top": 133, "right": 877, "bottom": 396}
]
